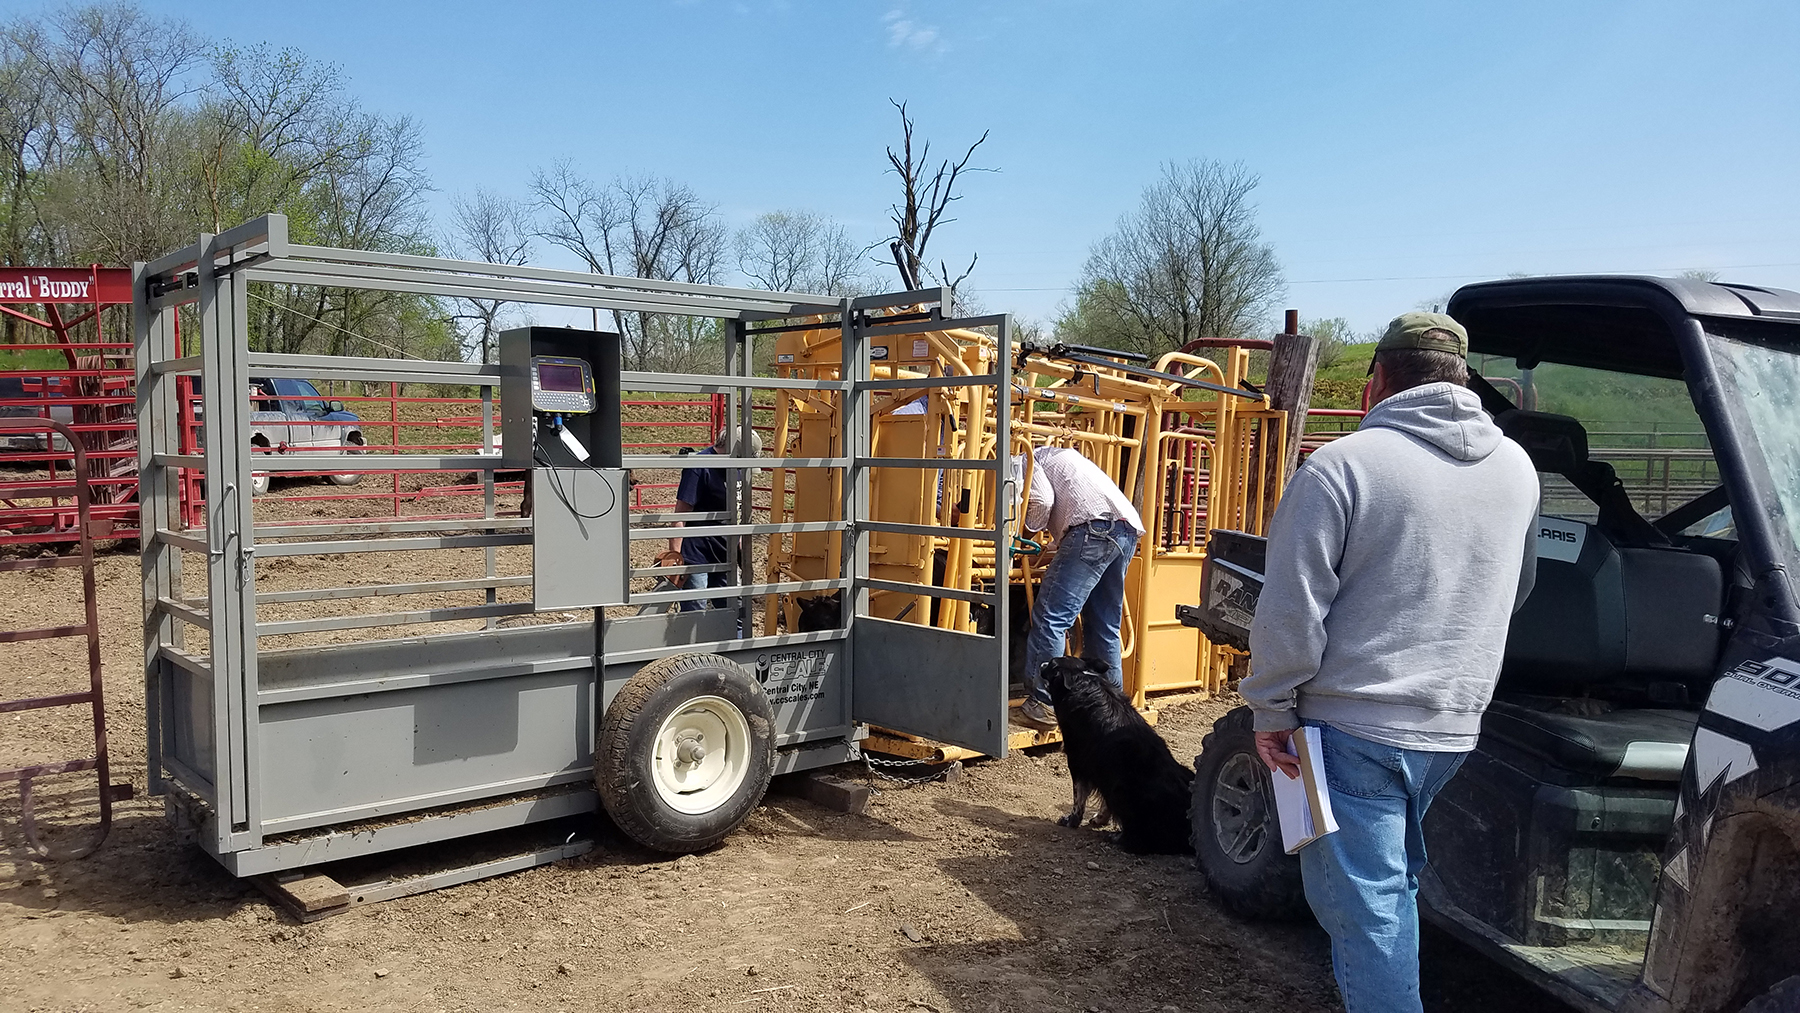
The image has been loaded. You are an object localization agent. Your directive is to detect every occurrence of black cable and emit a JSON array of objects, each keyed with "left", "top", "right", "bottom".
[{"left": 533, "top": 441, "right": 618, "bottom": 519}]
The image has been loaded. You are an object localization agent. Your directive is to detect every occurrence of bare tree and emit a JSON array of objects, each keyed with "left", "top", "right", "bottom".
[
  {"left": 0, "top": 29, "right": 63, "bottom": 269},
  {"left": 11, "top": 2, "right": 207, "bottom": 265},
  {"left": 446, "top": 189, "right": 533, "bottom": 363},
  {"left": 529, "top": 163, "right": 728, "bottom": 370},
  {"left": 1060, "top": 159, "right": 1284, "bottom": 356},
  {"left": 198, "top": 43, "right": 351, "bottom": 233},
  {"left": 884, "top": 100, "right": 990, "bottom": 301},
  {"left": 0, "top": 4, "right": 448, "bottom": 361},
  {"left": 735, "top": 210, "right": 865, "bottom": 295}
]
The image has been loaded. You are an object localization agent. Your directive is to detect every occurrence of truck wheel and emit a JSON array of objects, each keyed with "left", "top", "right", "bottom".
[
  {"left": 1191, "top": 706, "right": 1310, "bottom": 920},
  {"left": 1742, "top": 975, "right": 1800, "bottom": 1013},
  {"left": 327, "top": 432, "right": 365, "bottom": 486},
  {"left": 250, "top": 437, "right": 271, "bottom": 496},
  {"left": 597, "top": 653, "right": 775, "bottom": 853}
]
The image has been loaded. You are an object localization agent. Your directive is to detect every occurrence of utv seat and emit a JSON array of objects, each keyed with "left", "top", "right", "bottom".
[
  {"left": 1479, "top": 411, "right": 1724, "bottom": 784},
  {"left": 1482, "top": 698, "right": 1696, "bottom": 781}
]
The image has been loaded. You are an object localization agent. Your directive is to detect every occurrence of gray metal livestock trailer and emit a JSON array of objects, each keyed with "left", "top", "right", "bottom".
[{"left": 135, "top": 214, "right": 1016, "bottom": 900}]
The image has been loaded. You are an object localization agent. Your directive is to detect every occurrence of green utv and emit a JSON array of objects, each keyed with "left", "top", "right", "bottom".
[{"left": 1180, "top": 277, "right": 1800, "bottom": 1013}]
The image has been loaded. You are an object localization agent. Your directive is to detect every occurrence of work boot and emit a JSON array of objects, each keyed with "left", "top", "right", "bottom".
[{"left": 1019, "top": 697, "right": 1059, "bottom": 730}]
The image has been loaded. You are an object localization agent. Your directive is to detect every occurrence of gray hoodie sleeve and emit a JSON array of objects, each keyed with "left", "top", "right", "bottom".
[
  {"left": 1242, "top": 466, "right": 1348, "bottom": 733},
  {"left": 1514, "top": 512, "right": 1539, "bottom": 613}
]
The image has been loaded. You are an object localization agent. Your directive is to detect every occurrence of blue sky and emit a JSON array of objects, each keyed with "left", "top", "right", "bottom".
[{"left": 26, "top": 0, "right": 1800, "bottom": 334}]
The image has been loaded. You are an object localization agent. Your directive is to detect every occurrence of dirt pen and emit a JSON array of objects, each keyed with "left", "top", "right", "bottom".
[
  {"left": 0, "top": 333, "right": 1567, "bottom": 1010},
  {"left": 1, "top": 438, "right": 1556, "bottom": 1013},
  {"left": 0, "top": 547, "right": 1560, "bottom": 1013}
]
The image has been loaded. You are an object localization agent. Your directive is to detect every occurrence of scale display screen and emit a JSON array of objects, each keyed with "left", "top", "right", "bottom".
[
  {"left": 529, "top": 355, "right": 597, "bottom": 414},
  {"left": 538, "top": 363, "right": 587, "bottom": 392}
]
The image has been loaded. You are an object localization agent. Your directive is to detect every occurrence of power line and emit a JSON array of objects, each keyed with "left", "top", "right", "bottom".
[
  {"left": 247, "top": 291, "right": 431, "bottom": 361},
  {"left": 979, "top": 260, "right": 1800, "bottom": 294}
]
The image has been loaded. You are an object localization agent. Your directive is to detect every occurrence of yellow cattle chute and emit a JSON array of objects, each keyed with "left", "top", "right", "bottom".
[{"left": 760, "top": 315, "right": 1286, "bottom": 721}]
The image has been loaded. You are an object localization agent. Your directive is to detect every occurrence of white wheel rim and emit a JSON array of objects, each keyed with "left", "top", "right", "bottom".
[
  {"left": 334, "top": 439, "right": 362, "bottom": 482},
  {"left": 651, "top": 695, "right": 752, "bottom": 815}
]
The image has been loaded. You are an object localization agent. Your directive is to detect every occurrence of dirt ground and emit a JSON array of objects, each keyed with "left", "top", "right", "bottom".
[{"left": 0, "top": 545, "right": 1577, "bottom": 1013}]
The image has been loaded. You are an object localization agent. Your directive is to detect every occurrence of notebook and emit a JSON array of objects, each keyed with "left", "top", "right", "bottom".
[{"left": 1271, "top": 726, "right": 1338, "bottom": 854}]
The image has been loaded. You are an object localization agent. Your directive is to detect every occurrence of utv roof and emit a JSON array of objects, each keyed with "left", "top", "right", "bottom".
[{"left": 1448, "top": 275, "right": 1800, "bottom": 380}]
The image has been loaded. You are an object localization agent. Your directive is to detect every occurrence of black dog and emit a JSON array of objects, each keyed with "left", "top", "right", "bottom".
[
  {"left": 794, "top": 591, "right": 843, "bottom": 633},
  {"left": 1043, "top": 656, "right": 1194, "bottom": 855}
]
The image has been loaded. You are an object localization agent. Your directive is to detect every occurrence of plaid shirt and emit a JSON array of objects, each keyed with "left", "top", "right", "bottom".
[{"left": 1020, "top": 447, "right": 1144, "bottom": 541}]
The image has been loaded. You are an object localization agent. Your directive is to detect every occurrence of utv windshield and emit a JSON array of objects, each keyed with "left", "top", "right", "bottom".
[
  {"left": 1468, "top": 353, "right": 1720, "bottom": 526},
  {"left": 1707, "top": 326, "right": 1800, "bottom": 583}
]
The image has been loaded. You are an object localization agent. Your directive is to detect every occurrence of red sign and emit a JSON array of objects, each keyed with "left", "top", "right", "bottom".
[{"left": 0, "top": 267, "right": 131, "bottom": 305}]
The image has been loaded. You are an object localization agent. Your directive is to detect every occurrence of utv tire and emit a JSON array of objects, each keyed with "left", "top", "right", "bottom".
[
  {"left": 1191, "top": 705, "right": 1310, "bottom": 920},
  {"left": 597, "top": 653, "right": 775, "bottom": 853},
  {"left": 1741, "top": 975, "right": 1800, "bottom": 1013}
]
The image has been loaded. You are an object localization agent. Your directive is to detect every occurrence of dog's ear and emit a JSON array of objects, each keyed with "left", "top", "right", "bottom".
[{"left": 1079, "top": 656, "right": 1108, "bottom": 676}]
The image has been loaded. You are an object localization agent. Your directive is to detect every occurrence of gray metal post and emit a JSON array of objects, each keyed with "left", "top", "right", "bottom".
[
  {"left": 732, "top": 320, "right": 755, "bottom": 636},
  {"left": 482, "top": 386, "right": 497, "bottom": 627},
  {"left": 838, "top": 299, "right": 863, "bottom": 731},
  {"left": 993, "top": 314, "right": 1013, "bottom": 723},
  {"left": 135, "top": 263, "right": 179, "bottom": 798},
  {"left": 195, "top": 234, "right": 240, "bottom": 852}
]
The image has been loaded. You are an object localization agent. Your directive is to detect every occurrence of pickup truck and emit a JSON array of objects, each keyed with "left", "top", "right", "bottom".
[
  {"left": 245, "top": 377, "right": 365, "bottom": 495},
  {"left": 189, "top": 376, "right": 366, "bottom": 494},
  {"left": 0, "top": 376, "right": 74, "bottom": 454}
]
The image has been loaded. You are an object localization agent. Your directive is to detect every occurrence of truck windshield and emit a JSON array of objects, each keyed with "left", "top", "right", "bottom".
[{"left": 1708, "top": 328, "right": 1800, "bottom": 582}]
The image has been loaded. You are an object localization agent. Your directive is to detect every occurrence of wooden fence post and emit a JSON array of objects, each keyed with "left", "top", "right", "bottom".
[{"left": 1267, "top": 310, "right": 1321, "bottom": 482}]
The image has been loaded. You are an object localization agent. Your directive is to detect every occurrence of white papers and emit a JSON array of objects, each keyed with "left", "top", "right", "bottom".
[{"left": 1271, "top": 726, "right": 1338, "bottom": 854}]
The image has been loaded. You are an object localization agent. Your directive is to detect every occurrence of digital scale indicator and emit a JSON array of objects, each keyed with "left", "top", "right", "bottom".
[{"left": 530, "top": 355, "right": 597, "bottom": 414}]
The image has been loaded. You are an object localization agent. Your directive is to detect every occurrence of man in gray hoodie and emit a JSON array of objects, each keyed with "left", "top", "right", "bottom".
[{"left": 1241, "top": 312, "right": 1539, "bottom": 1013}]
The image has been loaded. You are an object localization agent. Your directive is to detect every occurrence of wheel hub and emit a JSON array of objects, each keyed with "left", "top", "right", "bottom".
[
  {"left": 651, "top": 696, "right": 752, "bottom": 816},
  {"left": 1211, "top": 752, "right": 1274, "bottom": 865}
]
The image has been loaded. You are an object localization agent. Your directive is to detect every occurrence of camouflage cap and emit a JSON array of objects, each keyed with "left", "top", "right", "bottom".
[{"left": 1367, "top": 311, "right": 1469, "bottom": 374}]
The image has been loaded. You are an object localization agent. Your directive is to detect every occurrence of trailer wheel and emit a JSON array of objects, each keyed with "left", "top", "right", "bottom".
[
  {"left": 597, "top": 653, "right": 774, "bottom": 853},
  {"left": 1191, "top": 706, "right": 1310, "bottom": 920}
]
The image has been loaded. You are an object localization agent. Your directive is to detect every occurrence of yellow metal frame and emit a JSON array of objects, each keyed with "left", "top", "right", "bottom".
[{"left": 760, "top": 317, "right": 1288, "bottom": 752}]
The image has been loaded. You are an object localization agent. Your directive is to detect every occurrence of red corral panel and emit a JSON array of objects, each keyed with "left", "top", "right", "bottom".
[{"left": 0, "top": 266, "right": 131, "bottom": 305}]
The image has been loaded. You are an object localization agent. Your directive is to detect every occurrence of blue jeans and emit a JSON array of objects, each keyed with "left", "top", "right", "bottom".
[
  {"left": 1298, "top": 723, "right": 1468, "bottom": 1013},
  {"left": 1021, "top": 518, "right": 1140, "bottom": 703},
  {"left": 678, "top": 568, "right": 712, "bottom": 612},
  {"left": 678, "top": 568, "right": 732, "bottom": 612}
]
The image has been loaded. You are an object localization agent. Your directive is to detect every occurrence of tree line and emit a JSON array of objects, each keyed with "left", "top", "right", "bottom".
[{"left": 1, "top": 1, "right": 1314, "bottom": 374}]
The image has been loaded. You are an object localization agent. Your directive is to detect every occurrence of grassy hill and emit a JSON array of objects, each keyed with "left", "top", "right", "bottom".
[{"left": 1306, "top": 344, "right": 1703, "bottom": 442}]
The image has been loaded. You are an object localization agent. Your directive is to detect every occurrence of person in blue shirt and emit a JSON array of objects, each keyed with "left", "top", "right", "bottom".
[{"left": 668, "top": 428, "right": 762, "bottom": 611}]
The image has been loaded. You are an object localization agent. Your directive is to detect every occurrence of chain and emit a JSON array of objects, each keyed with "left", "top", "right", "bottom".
[{"left": 861, "top": 752, "right": 956, "bottom": 787}]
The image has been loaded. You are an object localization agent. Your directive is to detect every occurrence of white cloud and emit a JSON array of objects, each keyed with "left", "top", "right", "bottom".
[{"left": 883, "top": 8, "right": 944, "bottom": 52}]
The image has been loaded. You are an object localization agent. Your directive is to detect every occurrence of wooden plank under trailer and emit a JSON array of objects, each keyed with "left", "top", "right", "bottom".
[{"left": 862, "top": 699, "right": 1162, "bottom": 763}]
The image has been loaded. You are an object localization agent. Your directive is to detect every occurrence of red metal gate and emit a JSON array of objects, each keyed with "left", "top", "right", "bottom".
[
  {"left": 0, "top": 266, "right": 136, "bottom": 547},
  {"left": 0, "top": 417, "right": 131, "bottom": 858}
]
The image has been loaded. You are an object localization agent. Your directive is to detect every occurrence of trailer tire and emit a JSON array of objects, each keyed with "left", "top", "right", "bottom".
[
  {"left": 597, "top": 653, "right": 774, "bottom": 854},
  {"left": 1191, "top": 706, "right": 1310, "bottom": 921}
]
